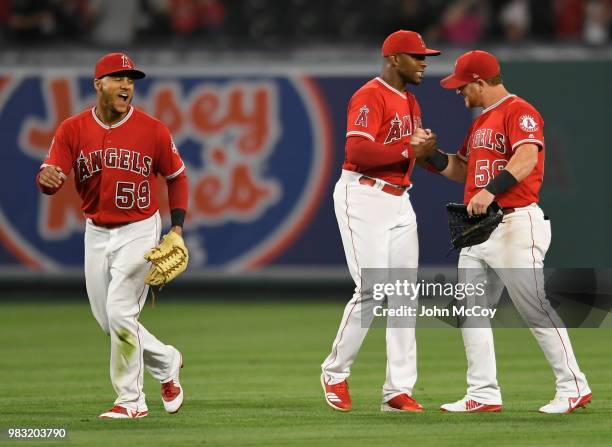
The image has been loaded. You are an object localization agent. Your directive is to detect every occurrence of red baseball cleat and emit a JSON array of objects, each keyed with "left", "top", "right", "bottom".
[
  {"left": 381, "top": 393, "right": 424, "bottom": 412},
  {"left": 321, "top": 374, "right": 352, "bottom": 411},
  {"left": 440, "top": 397, "right": 502, "bottom": 413},
  {"left": 99, "top": 405, "right": 148, "bottom": 419}
]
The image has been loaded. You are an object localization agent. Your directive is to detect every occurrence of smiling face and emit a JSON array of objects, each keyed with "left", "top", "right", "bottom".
[
  {"left": 393, "top": 53, "right": 428, "bottom": 85},
  {"left": 94, "top": 75, "right": 135, "bottom": 117}
]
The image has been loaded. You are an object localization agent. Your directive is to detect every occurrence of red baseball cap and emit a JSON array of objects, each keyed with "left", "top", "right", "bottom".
[
  {"left": 382, "top": 30, "right": 441, "bottom": 56},
  {"left": 94, "top": 53, "right": 146, "bottom": 80},
  {"left": 440, "top": 50, "right": 500, "bottom": 89}
]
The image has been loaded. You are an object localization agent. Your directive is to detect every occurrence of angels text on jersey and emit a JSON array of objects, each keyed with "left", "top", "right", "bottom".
[
  {"left": 76, "top": 148, "right": 152, "bottom": 182},
  {"left": 384, "top": 113, "right": 421, "bottom": 144}
]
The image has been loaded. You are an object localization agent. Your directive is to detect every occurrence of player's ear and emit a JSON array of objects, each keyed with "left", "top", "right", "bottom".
[
  {"left": 93, "top": 78, "right": 101, "bottom": 92},
  {"left": 387, "top": 54, "right": 399, "bottom": 67}
]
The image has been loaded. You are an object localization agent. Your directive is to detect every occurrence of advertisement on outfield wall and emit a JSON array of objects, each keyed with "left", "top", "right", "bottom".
[
  {"left": 0, "top": 67, "right": 470, "bottom": 273},
  {"left": 3, "top": 63, "right": 608, "bottom": 273}
]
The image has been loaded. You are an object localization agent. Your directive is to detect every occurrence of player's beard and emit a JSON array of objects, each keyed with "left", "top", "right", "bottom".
[
  {"left": 461, "top": 91, "right": 477, "bottom": 109},
  {"left": 405, "top": 67, "right": 425, "bottom": 86},
  {"left": 403, "top": 72, "right": 422, "bottom": 86},
  {"left": 459, "top": 84, "right": 483, "bottom": 109}
]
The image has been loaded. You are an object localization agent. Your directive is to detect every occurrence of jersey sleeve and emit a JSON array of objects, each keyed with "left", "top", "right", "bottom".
[
  {"left": 345, "top": 88, "right": 383, "bottom": 141},
  {"left": 40, "top": 121, "right": 74, "bottom": 178},
  {"left": 407, "top": 94, "right": 423, "bottom": 131},
  {"left": 455, "top": 129, "right": 472, "bottom": 162},
  {"left": 155, "top": 123, "right": 185, "bottom": 179},
  {"left": 506, "top": 103, "right": 545, "bottom": 151}
]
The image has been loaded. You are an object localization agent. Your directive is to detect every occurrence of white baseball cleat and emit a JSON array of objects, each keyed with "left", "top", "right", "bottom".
[
  {"left": 539, "top": 393, "right": 592, "bottom": 414},
  {"left": 161, "top": 347, "right": 184, "bottom": 414},
  {"left": 440, "top": 396, "right": 502, "bottom": 413},
  {"left": 99, "top": 405, "right": 148, "bottom": 419}
]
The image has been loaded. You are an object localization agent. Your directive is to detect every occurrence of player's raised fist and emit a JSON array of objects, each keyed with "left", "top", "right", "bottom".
[{"left": 38, "top": 165, "right": 64, "bottom": 189}]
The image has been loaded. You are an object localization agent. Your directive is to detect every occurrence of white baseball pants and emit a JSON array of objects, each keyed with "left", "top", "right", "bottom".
[
  {"left": 322, "top": 170, "right": 419, "bottom": 402},
  {"left": 458, "top": 203, "right": 590, "bottom": 404},
  {"left": 84, "top": 211, "right": 181, "bottom": 412}
]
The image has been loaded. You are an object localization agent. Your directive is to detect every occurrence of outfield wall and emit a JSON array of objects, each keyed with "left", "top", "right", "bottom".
[{"left": 0, "top": 61, "right": 609, "bottom": 282}]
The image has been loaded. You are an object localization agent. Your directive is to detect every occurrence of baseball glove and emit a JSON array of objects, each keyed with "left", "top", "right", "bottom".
[
  {"left": 446, "top": 202, "right": 503, "bottom": 251},
  {"left": 144, "top": 231, "right": 189, "bottom": 287}
]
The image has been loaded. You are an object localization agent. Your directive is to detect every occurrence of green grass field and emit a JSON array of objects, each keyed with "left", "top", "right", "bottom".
[{"left": 1, "top": 300, "right": 611, "bottom": 446}]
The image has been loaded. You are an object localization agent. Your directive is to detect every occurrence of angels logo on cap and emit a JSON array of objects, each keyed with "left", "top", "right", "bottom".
[
  {"left": 121, "top": 54, "right": 132, "bottom": 69},
  {"left": 416, "top": 33, "right": 426, "bottom": 49},
  {"left": 94, "top": 53, "right": 145, "bottom": 79},
  {"left": 381, "top": 30, "right": 441, "bottom": 56}
]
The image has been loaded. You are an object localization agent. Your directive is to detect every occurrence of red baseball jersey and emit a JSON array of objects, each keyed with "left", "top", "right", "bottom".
[
  {"left": 343, "top": 77, "right": 422, "bottom": 186},
  {"left": 41, "top": 106, "right": 185, "bottom": 226},
  {"left": 457, "top": 95, "right": 545, "bottom": 208}
]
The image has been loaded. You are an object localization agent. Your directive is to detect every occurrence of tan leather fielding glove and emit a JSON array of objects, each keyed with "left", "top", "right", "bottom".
[{"left": 144, "top": 231, "right": 189, "bottom": 287}]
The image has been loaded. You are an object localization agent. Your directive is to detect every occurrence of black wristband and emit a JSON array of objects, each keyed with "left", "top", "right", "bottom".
[
  {"left": 485, "top": 170, "right": 518, "bottom": 196},
  {"left": 425, "top": 149, "right": 449, "bottom": 172},
  {"left": 170, "top": 208, "right": 186, "bottom": 227}
]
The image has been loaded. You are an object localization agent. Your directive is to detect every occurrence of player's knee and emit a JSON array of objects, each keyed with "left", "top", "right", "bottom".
[{"left": 106, "top": 306, "right": 130, "bottom": 328}]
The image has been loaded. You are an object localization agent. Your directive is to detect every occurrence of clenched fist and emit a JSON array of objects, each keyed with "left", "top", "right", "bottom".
[
  {"left": 410, "top": 128, "right": 437, "bottom": 159},
  {"left": 38, "top": 165, "right": 64, "bottom": 189}
]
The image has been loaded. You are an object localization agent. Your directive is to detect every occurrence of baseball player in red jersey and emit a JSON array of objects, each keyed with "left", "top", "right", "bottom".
[
  {"left": 412, "top": 50, "right": 591, "bottom": 413},
  {"left": 36, "top": 53, "right": 189, "bottom": 419},
  {"left": 320, "top": 30, "right": 440, "bottom": 412}
]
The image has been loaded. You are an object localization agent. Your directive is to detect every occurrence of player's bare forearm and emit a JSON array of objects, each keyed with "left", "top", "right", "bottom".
[
  {"left": 170, "top": 226, "right": 183, "bottom": 236},
  {"left": 440, "top": 155, "right": 467, "bottom": 183},
  {"left": 504, "top": 144, "right": 538, "bottom": 182},
  {"left": 411, "top": 129, "right": 465, "bottom": 182}
]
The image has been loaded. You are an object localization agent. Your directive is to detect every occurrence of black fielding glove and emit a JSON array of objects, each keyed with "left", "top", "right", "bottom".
[{"left": 445, "top": 202, "right": 503, "bottom": 253}]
